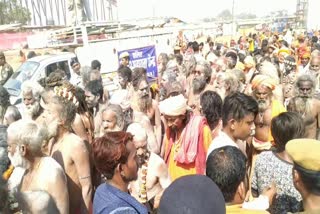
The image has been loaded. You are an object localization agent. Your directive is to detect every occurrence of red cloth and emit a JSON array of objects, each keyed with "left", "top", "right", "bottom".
[{"left": 164, "top": 114, "right": 207, "bottom": 175}]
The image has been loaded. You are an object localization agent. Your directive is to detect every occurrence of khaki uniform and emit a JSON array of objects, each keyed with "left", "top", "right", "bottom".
[{"left": 0, "top": 63, "right": 13, "bottom": 85}]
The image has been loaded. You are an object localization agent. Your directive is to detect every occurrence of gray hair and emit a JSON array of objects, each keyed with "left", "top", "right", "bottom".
[
  {"left": 102, "top": 104, "right": 125, "bottom": 131},
  {"left": 183, "top": 54, "right": 197, "bottom": 77},
  {"left": 197, "top": 60, "right": 212, "bottom": 82},
  {"left": 223, "top": 72, "right": 240, "bottom": 93},
  {"left": 5, "top": 106, "right": 21, "bottom": 123},
  {"left": 7, "top": 120, "right": 48, "bottom": 155},
  {"left": 127, "top": 123, "right": 147, "bottom": 142},
  {"left": 21, "top": 80, "right": 43, "bottom": 101},
  {"left": 295, "top": 74, "right": 316, "bottom": 95}
]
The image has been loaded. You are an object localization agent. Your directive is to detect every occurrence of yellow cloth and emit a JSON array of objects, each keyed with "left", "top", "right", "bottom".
[
  {"left": 251, "top": 75, "right": 276, "bottom": 91},
  {"left": 269, "top": 100, "right": 286, "bottom": 142},
  {"left": 235, "top": 62, "right": 245, "bottom": 71},
  {"left": 249, "top": 40, "right": 255, "bottom": 52},
  {"left": 165, "top": 125, "right": 212, "bottom": 181},
  {"left": 226, "top": 204, "right": 270, "bottom": 214}
]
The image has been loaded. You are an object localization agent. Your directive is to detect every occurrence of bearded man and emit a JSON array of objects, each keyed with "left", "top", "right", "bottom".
[
  {"left": 21, "top": 81, "right": 43, "bottom": 121},
  {"left": 252, "top": 75, "right": 286, "bottom": 151},
  {"left": 214, "top": 72, "right": 240, "bottom": 100},
  {"left": 85, "top": 80, "right": 105, "bottom": 137},
  {"left": 288, "top": 74, "right": 320, "bottom": 139},
  {"left": 187, "top": 60, "right": 214, "bottom": 109},
  {"left": 43, "top": 95, "right": 92, "bottom": 214},
  {"left": 127, "top": 123, "right": 171, "bottom": 212},
  {"left": 298, "top": 51, "right": 310, "bottom": 74},
  {"left": 131, "top": 69, "right": 161, "bottom": 154},
  {"left": 7, "top": 120, "right": 68, "bottom": 213},
  {"left": 159, "top": 94, "right": 212, "bottom": 181}
]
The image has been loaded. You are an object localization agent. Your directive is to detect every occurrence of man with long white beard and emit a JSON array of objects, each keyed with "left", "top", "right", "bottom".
[
  {"left": 288, "top": 74, "right": 320, "bottom": 139},
  {"left": 251, "top": 74, "right": 286, "bottom": 151},
  {"left": 127, "top": 123, "right": 171, "bottom": 212},
  {"left": 131, "top": 69, "right": 161, "bottom": 154},
  {"left": 187, "top": 60, "right": 214, "bottom": 110},
  {"left": 21, "top": 81, "right": 43, "bottom": 122},
  {"left": 7, "top": 120, "right": 68, "bottom": 213},
  {"left": 43, "top": 95, "right": 92, "bottom": 214}
]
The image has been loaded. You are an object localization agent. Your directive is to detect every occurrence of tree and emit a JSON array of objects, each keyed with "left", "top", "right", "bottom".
[
  {"left": 236, "top": 12, "right": 257, "bottom": 20},
  {"left": 217, "top": 9, "right": 232, "bottom": 21},
  {"left": 0, "top": 0, "right": 31, "bottom": 25}
]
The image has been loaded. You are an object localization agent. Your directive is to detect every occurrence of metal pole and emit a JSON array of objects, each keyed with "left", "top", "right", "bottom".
[{"left": 232, "top": 0, "right": 235, "bottom": 35}]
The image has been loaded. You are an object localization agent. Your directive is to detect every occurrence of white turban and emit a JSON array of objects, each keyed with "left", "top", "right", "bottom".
[{"left": 159, "top": 94, "right": 187, "bottom": 116}]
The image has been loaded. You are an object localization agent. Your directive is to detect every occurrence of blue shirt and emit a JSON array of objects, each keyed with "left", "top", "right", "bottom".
[{"left": 93, "top": 183, "right": 148, "bottom": 214}]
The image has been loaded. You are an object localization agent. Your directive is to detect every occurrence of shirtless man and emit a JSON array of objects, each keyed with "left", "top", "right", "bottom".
[
  {"left": 127, "top": 123, "right": 171, "bottom": 211},
  {"left": 288, "top": 74, "right": 320, "bottom": 139},
  {"left": 251, "top": 75, "right": 286, "bottom": 150},
  {"left": 7, "top": 120, "right": 68, "bottom": 213},
  {"left": 131, "top": 69, "right": 161, "bottom": 154},
  {"left": 187, "top": 60, "right": 214, "bottom": 110},
  {"left": 21, "top": 81, "right": 44, "bottom": 121},
  {"left": 84, "top": 80, "right": 105, "bottom": 137},
  {"left": 43, "top": 96, "right": 92, "bottom": 213}
]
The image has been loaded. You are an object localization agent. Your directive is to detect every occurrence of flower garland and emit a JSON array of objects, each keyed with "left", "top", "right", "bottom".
[{"left": 138, "top": 155, "right": 149, "bottom": 203}]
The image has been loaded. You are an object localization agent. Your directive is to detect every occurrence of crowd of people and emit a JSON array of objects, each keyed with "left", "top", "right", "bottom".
[{"left": 0, "top": 28, "right": 320, "bottom": 214}]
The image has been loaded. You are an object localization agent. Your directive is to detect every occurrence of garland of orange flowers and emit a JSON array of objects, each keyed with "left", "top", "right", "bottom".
[
  {"left": 3, "top": 165, "right": 14, "bottom": 180},
  {"left": 138, "top": 156, "right": 149, "bottom": 203}
]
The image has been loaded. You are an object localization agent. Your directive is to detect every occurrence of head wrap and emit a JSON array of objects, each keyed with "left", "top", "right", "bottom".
[
  {"left": 301, "top": 51, "right": 311, "bottom": 59},
  {"left": 251, "top": 74, "right": 276, "bottom": 91},
  {"left": 159, "top": 175, "right": 226, "bottom": 214},
  {"left": 159, "top": 94, "right": 187, "bottom": 116},
  {"left": 119, "top": 51, "right": 129, "bottom": 59},
  {"left": 278, "top": 48, "right": 291, "bottom": 56}
]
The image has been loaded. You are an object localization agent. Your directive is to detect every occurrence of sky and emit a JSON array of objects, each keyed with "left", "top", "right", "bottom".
[{"left": 116, "top": 0, "right": 298, "bottom": 22}]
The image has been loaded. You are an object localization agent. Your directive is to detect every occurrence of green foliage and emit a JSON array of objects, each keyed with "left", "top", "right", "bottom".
[
  {"left": 217, "top": 9, "right": 232, "bottom": 21},
  {"left": 236, "top": 12, "right": 257, "bottom": 20},
  {"left": 0, "top": 0, "right": 31, "bottom": 25}
]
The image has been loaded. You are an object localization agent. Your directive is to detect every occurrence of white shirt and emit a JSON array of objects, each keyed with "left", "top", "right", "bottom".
[
  {"left": 70, "top": 72, "right": 83, "bottom": 88},
  {"left": 207, "top": 131, "right": 238, "bottom": 159}
]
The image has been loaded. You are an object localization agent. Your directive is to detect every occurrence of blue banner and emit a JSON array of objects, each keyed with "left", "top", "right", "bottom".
[{"left": 118, "top": 45, "right": 158, "bottom": 78}]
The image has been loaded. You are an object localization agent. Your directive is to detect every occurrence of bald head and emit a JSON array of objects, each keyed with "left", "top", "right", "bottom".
[{"left": 127, "top": 123, "right": 147, "bottom": 147}]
